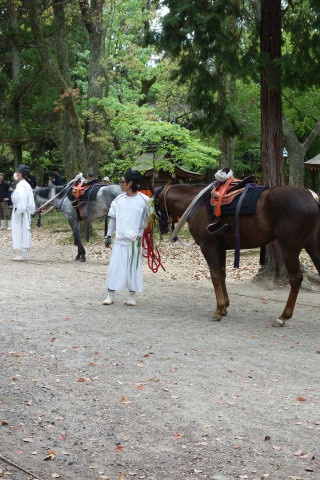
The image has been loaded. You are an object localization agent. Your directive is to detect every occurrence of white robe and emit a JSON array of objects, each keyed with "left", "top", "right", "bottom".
[
  {"left": 106, "top": 192, "right": 151, "bottom": 292},
  {"left": 11, "top": 179, "right": 36, "bottom": 250}
]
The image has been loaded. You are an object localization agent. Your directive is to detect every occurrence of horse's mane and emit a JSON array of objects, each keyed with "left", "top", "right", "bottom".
[{"left": 35, "top": 185, "right": 66, "bottom": 198}]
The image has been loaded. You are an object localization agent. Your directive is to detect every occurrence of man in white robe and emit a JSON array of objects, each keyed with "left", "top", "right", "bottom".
[
  {"left": 103, "top": 168, "right": 151, "bottom": 306},
  {"left": 11, "top": 164, "right": 36, "bottom": 261}
]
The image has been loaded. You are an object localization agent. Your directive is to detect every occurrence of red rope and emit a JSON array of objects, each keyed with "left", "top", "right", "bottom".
[{"left": 142, "top": 218, "right": 165, "bottom": 273}]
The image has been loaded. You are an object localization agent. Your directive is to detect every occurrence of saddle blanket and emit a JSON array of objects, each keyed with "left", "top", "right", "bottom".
[
  {"left": 207, "top": 185, "right": 269, "bottom": 216},
  {"left": 67, "top": 183, "right": 103, "bottom": 203}
]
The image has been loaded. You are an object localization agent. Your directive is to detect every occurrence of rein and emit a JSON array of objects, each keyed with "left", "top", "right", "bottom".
[
  {"left": 163, "top": 184, "right": 173, "bottom": 220},
  {"left": 168, "top": 183, "right": 214, "bottom": 243},
  {"left": 35, "top": 173, "right": 83, "bottom": 213},
  {"left": 35, "top": 173, "right": 83, "bottom": 227}
]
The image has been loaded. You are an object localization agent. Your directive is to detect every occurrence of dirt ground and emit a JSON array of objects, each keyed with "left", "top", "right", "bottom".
[{"left": 1, "top": 227, "right": 319, "bottom": 480}]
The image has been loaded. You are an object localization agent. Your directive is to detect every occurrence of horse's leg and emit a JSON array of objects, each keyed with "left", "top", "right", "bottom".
[
  {"left": 305, "top": 234, "right": 320, "bottom": 275},
  {"left": 273, "top": 249, "right": 302, "bottom": 327},
  {"left": 220, "top": 249, "right": 230, "bottom": 314},
  {"left": 201, "top": 244, "right": 229, "bottom": 320},
  {"left": 69, "top": 218, "right": 86, "bottom": 262}
]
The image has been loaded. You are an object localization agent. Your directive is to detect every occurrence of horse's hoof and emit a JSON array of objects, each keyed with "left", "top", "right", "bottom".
[
  {"left": 79, "top": 256, "right": 86, "bottom": 262},
  {"left": 272, "top": 318, "right": 285, "bottom": 327},
  {"left": 212, "top": 313, "right": 223, "bottom": 321},
  {"left": 75, "top": 256, "right": 80, "bottom": 261}
]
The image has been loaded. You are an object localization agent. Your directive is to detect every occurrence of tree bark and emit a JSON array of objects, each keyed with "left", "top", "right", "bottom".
[
  {"left": 283, "top": 116, "right": 320, "bottom": 187},
  {"left": 260, "top": 0, "right": 283, "bottom": 187},
  {"left": 8, "top": 0, "right": 22, "bottom": 166},
  {"left": 260, "top": 0, "right": 285, "bottom": 281},
  {"left": 28, "top": 0, "right": 87, "bottom": 180},
  {"left": 79, "top": 0, "right": 107, "bottom": 176}
]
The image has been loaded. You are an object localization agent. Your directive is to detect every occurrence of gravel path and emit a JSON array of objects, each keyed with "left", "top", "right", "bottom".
[{"left": 1, "top": 228, "right": 319, "bottom": 480}]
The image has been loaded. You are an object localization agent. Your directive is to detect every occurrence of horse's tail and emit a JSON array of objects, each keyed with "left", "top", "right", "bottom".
[{"left": 308, "top": 189, "right": 320, "bottom": 205}]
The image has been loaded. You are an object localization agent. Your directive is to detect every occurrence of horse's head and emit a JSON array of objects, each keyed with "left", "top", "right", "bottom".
[{"left": 153, "top": 186, "right": 171, "bottom": 235}]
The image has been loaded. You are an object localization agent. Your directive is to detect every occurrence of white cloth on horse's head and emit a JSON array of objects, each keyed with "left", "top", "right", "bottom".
[{"left": 215, "top": 168, "right": 234, "bottom": 183}]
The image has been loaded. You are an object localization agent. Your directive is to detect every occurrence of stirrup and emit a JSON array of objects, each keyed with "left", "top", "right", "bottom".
[{"left": 207, "top": 223, "right": 231, "bottom": 236}]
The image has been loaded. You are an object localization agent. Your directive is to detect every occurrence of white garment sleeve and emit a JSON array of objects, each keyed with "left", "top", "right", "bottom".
[
  {"left": 11, "top": 185, "right": 28, "bottom": 214},
  {"left": 138, "top": 197, "right": 152, "bottom": 236},
  {"left": 106, "top": 217, "right": 116, "bottom": 237}
]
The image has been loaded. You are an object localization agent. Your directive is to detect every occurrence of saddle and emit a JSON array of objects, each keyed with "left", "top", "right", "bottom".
[
  {"left": 207, "top": 174, "right": 267, "bottom": 268},
  {"left": 210, "top": 175, "right": 256, "bottom": 217},
  {"left": 72, "top": 179, "right": 97, "bottom": 203},
  {"left": 67, "top": 179, "right": 103, "bottom": 223}
]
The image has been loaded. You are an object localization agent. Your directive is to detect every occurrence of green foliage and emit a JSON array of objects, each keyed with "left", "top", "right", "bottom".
[{"left": 99, "top": 96, "right": 218, "bottom": 179}]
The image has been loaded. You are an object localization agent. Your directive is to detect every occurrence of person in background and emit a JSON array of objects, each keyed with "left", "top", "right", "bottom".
[
  {"left": 0, "top": 172, "right": 12, "bottom": 230},
  {"left": 24, "top": 167, "right": 37, "bottom": 189},
  {"left": 103, "top": 168, "right": 151, "bottom": 306},
  {"left": 11, "top": 164, "right": 36, "bottom": 261},
  {"left": 51, "top": 167, "right": 63, "bottom": 186},
  {"left": 87, "top": 172, "right": 99, "bottom": 184},
  {"left": 103, "top": 176, "right": 110, "bottom": 185}
]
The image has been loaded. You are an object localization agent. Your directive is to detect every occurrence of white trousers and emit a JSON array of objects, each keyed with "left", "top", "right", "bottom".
[{"left": 106, "top": 240, "right": 143, "bottom": 292}]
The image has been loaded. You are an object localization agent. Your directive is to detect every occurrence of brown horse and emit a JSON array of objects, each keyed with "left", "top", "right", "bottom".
[{"left": 154, "top": 183, "right": 320, "bottom": 326}]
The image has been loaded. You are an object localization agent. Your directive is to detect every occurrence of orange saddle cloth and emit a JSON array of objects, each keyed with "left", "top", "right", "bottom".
[{"left": 210, "top": 177, "right": 245, "bottom": 217}]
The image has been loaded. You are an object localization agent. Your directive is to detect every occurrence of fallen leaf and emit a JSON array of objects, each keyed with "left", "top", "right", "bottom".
[
  {"left": 77, "top": 377, "right": 85, "bottom": 382},
  {"left": 1, "top": 420, "right": 8, "bottom": 425},
  {"left": 15, "top": 450, "right": 24, "bottom": 455},
  {"left": 52, "top": 474, "right": 60, "bottom": 478},
  {"left": 120, "top": 396, "right": 130, "bottom": 404},
  {"left": 297, "top": 397, "right": 307, "bottom": 402},
  {"left": 88, "top": 362, "right": 95, "bottom": 367},
  {"left": 173, "top": 434, "right": 182, "bottom": 440},
  {"left": 59, "top": 434, "right": 67, "bottom": 441},
  {"left": 12, "top": 352, "right": 22, "bottom": 357},
  {"left": 294, "top": 449, "right": 303, "bottom": 456},
  {"left": 115, "top": 445, "right": 123, "bottom": 452},
  {"left": 272, "top": 445, "right": 282, "bottom": 451},
  {"left": 32, "top": 451, "right": 37, "bottom": 455},
  {"left": 43, "top": 453, "right": 55, "bottom": 461},
  {"left": 136, "top": 384, "right": 144, "bottom": 390},
  {"left": 51, "top": 337, "right": 57, "bottom": 342}
]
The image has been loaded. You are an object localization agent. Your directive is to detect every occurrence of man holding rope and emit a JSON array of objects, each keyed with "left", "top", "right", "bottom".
[{"left": 103, "top": 168, "right": 151, "bottom": 306}]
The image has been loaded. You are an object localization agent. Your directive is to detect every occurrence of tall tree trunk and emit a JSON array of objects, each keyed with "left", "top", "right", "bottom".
[
  {"left": 219, "top": 133, "right": 235, "bottom": 171},
  {"left": 260, "top": 0, "right": 286, "bottom": 280},
  {"left": 283, "top": 117, "right": 320, "bottom": 187},
  {"left": 79, "top": 0, "right": 106, "bottom": 177},
  {"left": 53, "top": 0, "right": 87, "bottom": 179},
  {"left": 260, "top": 0, "right": 283, "bottom": 187},
  {"left": 28, "top": 0, "right": 87, "bottom": 180},
  {"left": 9, "top": 0, "right": 22, "bottom": 166}
]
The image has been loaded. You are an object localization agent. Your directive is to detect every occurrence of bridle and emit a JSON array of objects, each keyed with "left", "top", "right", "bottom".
[{"left": 153, "top": 184, "right": 174, "bottom": 235}]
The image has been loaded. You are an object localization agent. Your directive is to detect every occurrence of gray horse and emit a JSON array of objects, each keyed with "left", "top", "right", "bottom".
[{"left": 34, "top": 184, "right": 121, "bottom": 261}]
